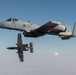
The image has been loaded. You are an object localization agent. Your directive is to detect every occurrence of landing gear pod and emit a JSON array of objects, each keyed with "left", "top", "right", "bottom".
[{"left": 29, "top": 42, "right": 33, "bottom": 53}]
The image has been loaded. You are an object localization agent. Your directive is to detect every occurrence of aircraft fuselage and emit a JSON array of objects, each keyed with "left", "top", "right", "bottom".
[{"left": 0, "top": 18, "right": 66, "bottom": 36}]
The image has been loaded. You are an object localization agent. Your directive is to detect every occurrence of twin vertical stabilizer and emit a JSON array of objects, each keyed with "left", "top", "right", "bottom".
[{"left": 72, "top": 22, "right": 76, "bottom": 37}]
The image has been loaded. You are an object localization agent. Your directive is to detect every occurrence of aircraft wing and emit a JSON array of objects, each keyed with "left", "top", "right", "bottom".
[
  {"left": 26, "top": 21, "right": 58, "bottom": 37},
  {"left": 18, "top": 48, "right": 24, "bottom": 62},
  {"left": 39, "top": 21, "right": 58, "bottom": 31},
  {"left": 17, "top": 34, "right": 22, "bottom": 44},
  {"left": 17, "top": 34, "right": 24, "bottom": 62}
]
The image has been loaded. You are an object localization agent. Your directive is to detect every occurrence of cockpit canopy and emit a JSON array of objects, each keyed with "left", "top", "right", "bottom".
[{"left": 6, "top": 18, "right": 18, "bottom": 21}]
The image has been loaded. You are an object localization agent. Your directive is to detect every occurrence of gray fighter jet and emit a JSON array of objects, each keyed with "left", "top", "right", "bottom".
[
  {"left": 7, "top": 33, "right": 33, "bottom": 62},
  {"left": 0, "top": 18, "right": 76, "bottom": 40}
]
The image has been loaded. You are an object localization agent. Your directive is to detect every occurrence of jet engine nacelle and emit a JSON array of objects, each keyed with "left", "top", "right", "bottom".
[
  {"left": 59, "top": 31, "right": 72, "bottom": 40},
  {"left": 59, "top": 32, "right": 72, "bottom": 36},
  {"left": 23, "top": 44, "right": 29, "bottom": 51},
  {"left": 60, "top": 36, "right": 70, "bottom": 40},
  {"left": 23, "top": 43, "right": 33, "bottom": 53}
]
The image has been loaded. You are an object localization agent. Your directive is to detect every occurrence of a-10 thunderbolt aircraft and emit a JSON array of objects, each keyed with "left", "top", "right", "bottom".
[
  {"left": 0, "top": 18, "right": 76, "bottom": 40},
  {"left": 7, "top": 33, "right": 33, "bottom": 62}
]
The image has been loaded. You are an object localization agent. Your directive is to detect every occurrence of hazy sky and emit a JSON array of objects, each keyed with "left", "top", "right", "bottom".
[{"left": 0, "top": 0, "right": 76, "bottom": 75}]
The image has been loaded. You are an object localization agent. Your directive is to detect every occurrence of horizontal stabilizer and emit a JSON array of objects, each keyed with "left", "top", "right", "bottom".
[{"left": 72, "top": 22, "right": 76, "bottom": 37}]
